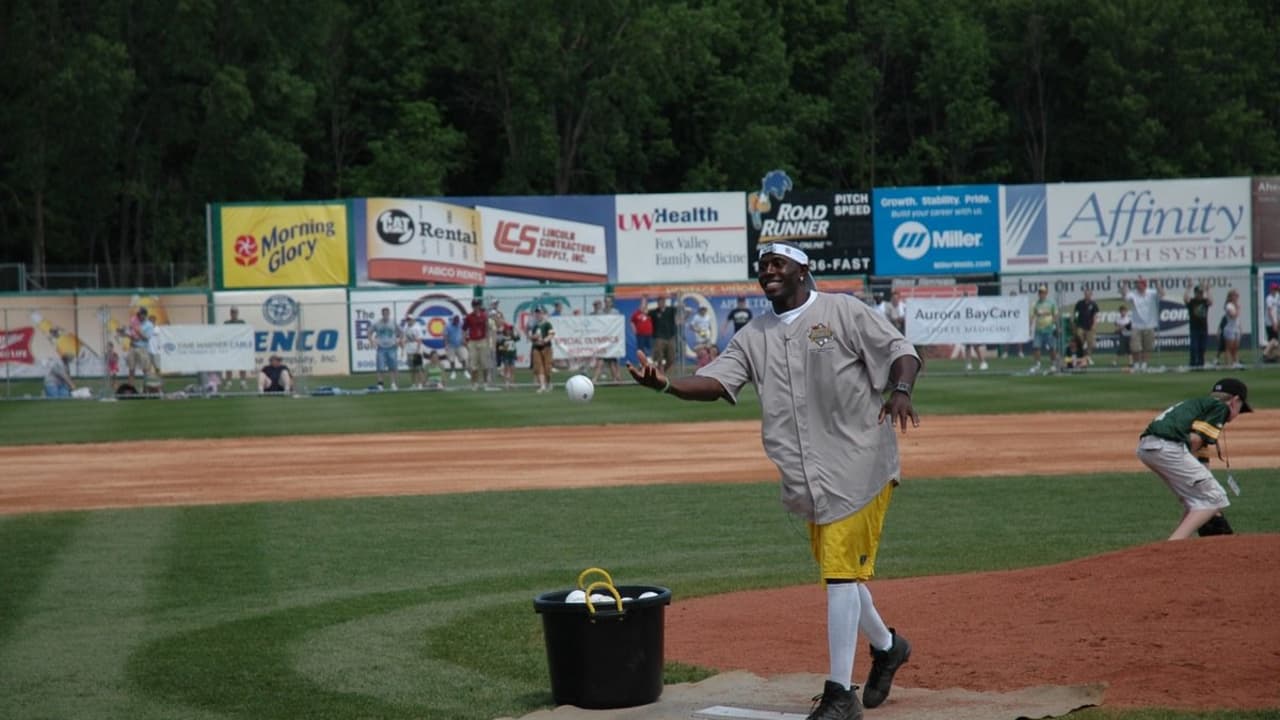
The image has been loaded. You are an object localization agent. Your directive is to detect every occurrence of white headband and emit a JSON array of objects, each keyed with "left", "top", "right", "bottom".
[{"left": 757, "top": 242, "right": 809, "bottom": 265}]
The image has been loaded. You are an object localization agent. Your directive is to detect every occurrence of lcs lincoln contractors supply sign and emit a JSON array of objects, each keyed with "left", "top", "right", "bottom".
[{"left": 216, "top": 203, "right": 351, "bottom": 289}]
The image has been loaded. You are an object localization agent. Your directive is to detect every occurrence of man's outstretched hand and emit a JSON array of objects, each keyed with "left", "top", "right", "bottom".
[{"left": 625, "top": 350, "right": 667, "bottom": 391}]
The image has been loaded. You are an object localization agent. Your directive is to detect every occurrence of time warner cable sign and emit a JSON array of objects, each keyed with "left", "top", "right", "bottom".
[
  {"left": 872, "top": 185, "right": 1000, "bottom": 276},
  {"left": 1001, "top": 177, "right": 1252, "bottom": 272}
]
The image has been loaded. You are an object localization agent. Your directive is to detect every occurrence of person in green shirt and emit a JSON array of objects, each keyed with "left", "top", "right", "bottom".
[
  {"left": 1029, "top": 285, "right": 1058, "bottom": 374},
  {"left": 1136, "top": 378, "right": 1253, "bottom": 540}
]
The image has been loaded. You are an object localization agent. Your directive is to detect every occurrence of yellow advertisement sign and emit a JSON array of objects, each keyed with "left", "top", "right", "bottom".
[{"left": 219, "top": 204, "right": 349, "bottom": 288}]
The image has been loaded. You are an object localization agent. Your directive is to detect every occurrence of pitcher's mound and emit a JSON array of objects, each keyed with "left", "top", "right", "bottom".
[{"left": 667, "top": 535, "right": 1280, "bottom": 710}]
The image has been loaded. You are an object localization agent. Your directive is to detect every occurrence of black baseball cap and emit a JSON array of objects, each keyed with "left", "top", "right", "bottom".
[
  {"left": 1212, "top": 378, "right": 1253, "bottom": 412},
  {"left": 471, "top": 298, "right": 482, "bottom": 306}
]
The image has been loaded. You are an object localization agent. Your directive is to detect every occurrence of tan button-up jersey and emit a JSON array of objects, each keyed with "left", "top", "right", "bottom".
[{"left": 696, "top": 292, "right": 919, "bottom": 524}]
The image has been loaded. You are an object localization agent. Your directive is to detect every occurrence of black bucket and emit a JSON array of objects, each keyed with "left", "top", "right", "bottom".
[{"left": 533, "top": 581, "right": 672, "bottom": 709}]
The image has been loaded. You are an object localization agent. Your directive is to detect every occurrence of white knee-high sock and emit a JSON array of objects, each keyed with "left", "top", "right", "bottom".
[
  {"left": 827, "top": 582, "right": 861, "bottom": 689},
  {"left": 857, "top": 583, "right": 893, "bottom": 652}
]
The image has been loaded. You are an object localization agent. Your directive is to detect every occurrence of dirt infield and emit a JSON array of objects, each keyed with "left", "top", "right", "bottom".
[{"left": 2, "top": 410, "right": 1278, "bottom": 708}]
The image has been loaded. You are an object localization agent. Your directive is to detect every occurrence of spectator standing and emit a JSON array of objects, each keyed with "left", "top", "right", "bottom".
[
  {"left": 495, "top": 322, "right": 517, "bottom": 388},
  {"left": 1265, "top": 282, "right": 1280, "bottom": 345},
  {"left": 44, "top": 353, "right": 76, "bottom": 398},
  {"left": 403, "top": 317, "right": 428, "bottom": 389},
  {"left": 527, "top": 307, "right": 555, "bottom": 393},
  {"left": 370, "top": 306, "right": 402, "bottom": 390},
  {"left": 1030, "top": 285, "right": 1059, "bottom": 374},
  {"left": 1222, "top": 289, "right": 1243, "bottom": 369},
  {"left": 885, "top": 290, "right": 906, "bottom": 335},
  {"left": 1072, "top": 289, "right": 1100, "bottom": 367},
  {"left": 143, "top": 310, "right": 163, "bottom": 394},
  {"left": 258, "top": 354, "right": 293, "bottom": 393},
  {"left": 1182, "top": 282, "right": 1212, "bottom": 370},
  {"left": 592, "top": 297, "right": 623, "bottom": 384},
  {"left": 1115, "top": 304, "right": 1133, "bottom": 368},
  {"left": 627, "top": 241, "right": 920, "bottom": 716},
  {"left": 123, "top": 307, "right": 153, "bottom": 384},
  {"left": 222, "top": 307, "right": 250, "bottom": 390},
  {"left": 688, "top": 305, "right": 713, "bottom": 351},
  {"left": 444, "top": 316, "right": 468, "bottom": 380},
  {"left": 724, "top": 296, "right": 754, "bottom": 337},
  {"left": 462, "top": 299, "right": 492, "bottom": 389},
  {"left": 1122, "top": 278, "right": 1164, "bottom": 372},
  {"left": 630, "top": 296, "right": 654, "bottom": 361},
  {"left": 104, "top": 341, "right": 120, "bottom": 388},
  {"left": 648, "top": 295, "right": 679, "bottom": 372}
]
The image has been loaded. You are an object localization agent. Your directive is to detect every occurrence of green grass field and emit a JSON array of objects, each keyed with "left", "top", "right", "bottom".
[{"left": 1, "top": 369, "right": 1277, "bottom": 719}]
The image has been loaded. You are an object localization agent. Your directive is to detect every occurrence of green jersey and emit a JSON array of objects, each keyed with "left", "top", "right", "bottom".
[
  {"left": 1142, "top": 396, "right": 1229, "bottom": 448},
  {"left": 1033, "top": 299, "right": 1057, "bottom": 332}
]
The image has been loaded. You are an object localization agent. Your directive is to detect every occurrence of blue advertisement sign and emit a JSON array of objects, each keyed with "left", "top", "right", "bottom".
[{"left": 872, "top": 185, "right": 1000, "bottom": 276}]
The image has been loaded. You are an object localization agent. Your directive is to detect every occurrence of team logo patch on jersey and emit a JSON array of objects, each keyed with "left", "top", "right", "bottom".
[{"left": 808, "top": 323, "right": 834, "bottom": 347}]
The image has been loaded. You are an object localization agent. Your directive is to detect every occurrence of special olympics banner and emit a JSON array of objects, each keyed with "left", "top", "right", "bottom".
[
  {"left": 216, "top": 203, "right": 350, "bottom": 289},
  {"left": 212, "top": 288, "right": 351, "bottom": 374},
  {"left": 1001, "top": 177, "right": 1252, "bottom": 272},
  {"left": 904, "top": 296, "right": 1031, "bottom": 346},
  {"left": 747, "top": 171, "right": 873, "bottom": 276},
  {"left": 482, "top": 285, "right": 608, "bottom": 367},
  {"left": 347, "top": 287, "right": 474, "bottom": 372},
  {"left": 477, "top": 205, "right": 607, "bottom": 282},
  {"left": 551, "top": 314, "right": 625, "bottom": 361},
  {"left": 359, "top": 198, "right": 484, "bottom": 285},
  {"left": 155, "top": 324, "right": 254, "bottom": 374},
  {"left": 873, "top": 185, "right": 1000, "bottom": 276},
  {"left": 615, "top": 192, "right": 749, "bottom": 283}
]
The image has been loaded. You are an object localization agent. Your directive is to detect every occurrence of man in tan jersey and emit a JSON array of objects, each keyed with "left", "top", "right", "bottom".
[{"left": 628, "top": 241, "right": 921, "bottom": 720}]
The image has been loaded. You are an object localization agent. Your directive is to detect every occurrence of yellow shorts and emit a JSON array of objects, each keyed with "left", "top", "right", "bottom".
[{"left": 808, "top": 482, "right": 895, "bottom": 582}]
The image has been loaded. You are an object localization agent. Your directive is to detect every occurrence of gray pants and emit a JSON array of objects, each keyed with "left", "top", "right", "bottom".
[{"left": 1136, "top": 435, "right": 1229, "bottom": 512}]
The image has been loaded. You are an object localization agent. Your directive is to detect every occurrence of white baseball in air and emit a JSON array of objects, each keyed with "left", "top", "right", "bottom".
[{"left": 565, "top": 374, "right": 594, "bottom": 403}]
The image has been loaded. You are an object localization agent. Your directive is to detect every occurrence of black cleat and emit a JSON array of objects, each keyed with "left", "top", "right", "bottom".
[
  {"left": 862, "top": 629, "right": 911, "bottom": 708},
  {"left": 1198, "top": 513, "right": 1234, "bottom": 536},
  {"left": 807, "top": 680, "right": 863, "bottom": 720}
]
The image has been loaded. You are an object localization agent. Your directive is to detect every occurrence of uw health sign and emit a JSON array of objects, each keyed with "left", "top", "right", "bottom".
[
  {"left": 614, "top": 192, "right": 748, "bottom": 283},
  {"left": 1001, "top": 177, "right": 1252, "bottom": 273}
]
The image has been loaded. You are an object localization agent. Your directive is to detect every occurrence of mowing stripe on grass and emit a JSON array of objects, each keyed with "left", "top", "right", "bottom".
[
  {"left": 0, "top": 513, "right": 86, "bottom": 646},
  {"left": 0, "top": 511, "right": 174, "bottom": 720}
]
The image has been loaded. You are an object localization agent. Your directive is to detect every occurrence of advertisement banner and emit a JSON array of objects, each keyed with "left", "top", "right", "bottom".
[
  {"left": 1252, "top": 177, "right": 1280, "bottom": 263},
  {"left": 480, "top": 286, "right": 609, "bottom": 367},
  {"left": 905, "top": 296, "right": 1031, "bottom": 345},
  {"left": 610, "top": 278, "right": 867, "bottom": 364},
  {"left": 155, "top": 324, "right": 254, "bottom": 374},
  {"left": 615, "top": 192, "right": 749, "bottom": 283},
  {"left": 347, "top": 287, "right": 474, "bottom": 372},
  {"left": 551, "top": 315, "right": 626, "bottom": 361},
  {"left": 477, "top": 205, "right": 607, "bottom": 282},
  {"left": 1001, "top": 178, "right": 1252, "bottom": 272},
  {"left": 1001, "top": 269, "right": 1256, "bottom": 355},
  {"left": 218, "top": 203, "right": 350, "bottom": 288},
  {"left": 747, "top": 171, "right": 873, "bottom": 276},
  {"left": 212, "top": 289, "right": 350, "bottom": 375},
  {"left": 360, "top": 198, "right": 484, "bottom": 285},
  {"left": 1, "top": 293, "right": 206, "bottom": 379},
  {"left": 873, "top": 184, "right": 1000, "bottom": 276}
]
